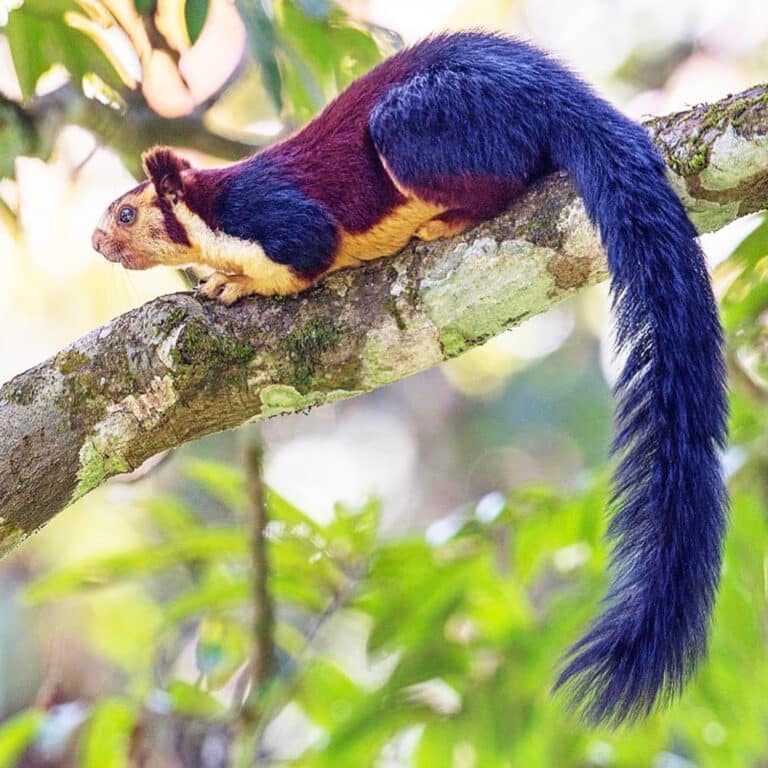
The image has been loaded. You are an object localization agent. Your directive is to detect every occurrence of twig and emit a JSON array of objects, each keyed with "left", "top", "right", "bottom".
[{"left": 237, "top": 434, "right": 275, "bottom": 752}]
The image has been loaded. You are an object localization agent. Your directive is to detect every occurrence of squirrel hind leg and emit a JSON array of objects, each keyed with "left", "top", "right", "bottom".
[{"left": 370, "top": 67, "right": 530, "bottom": 221}]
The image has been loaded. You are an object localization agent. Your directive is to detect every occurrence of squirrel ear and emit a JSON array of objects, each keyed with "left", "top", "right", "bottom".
[{"left": 142, "top": 147, "right": 191, "bottom": 201}]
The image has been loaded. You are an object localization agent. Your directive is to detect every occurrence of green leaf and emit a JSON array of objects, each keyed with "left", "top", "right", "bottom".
[
  {"left": 295, "top": 659, "right": 363, "bottom": 728},
  {"left": 85, "top": 589, "right": 164, "bottom": 676},
  {"left": 0, "top": 709, "right": 44, "bottom": 768},
  {"left": 236, "top": 0, "right": 283, "bottom": 110},
  {"left": 5, "top": 1, "right": 123, "bottom": 99},
  {"left": 718, "top": 215, "right": 768, "bottom": 398},
  {"left": 270, "top": 572, "right": 332, "bottom": 612},
  {"left": 165, "top": 681, "right": 226, "bottom": 719},
  {"left": 165, "top": 569, "right": 249, "bottom": 622},
  {"left": 26, "top": 528, "right": 247, "bottom": 602},
  {"left": 0, "top": 99, "right": 34, "bottom": 177},
  {"left": 78, "top": 699, "right": 136, "bottom": 768},
  {"left": 165, "top": 567, "right": 329, "bottom": 624},
  {"left": 278, "top": 0, "right": 382, "bottom": 88},
  {"left": 414, "top": 720, "right": 458, "bottom": 768},
  {"left": 133, "top": 0, "right": 155, "bottom": 14},
  {"left": 185, "top": 0, "right": 209, "bottom": 44},
  {"left": 266, "top": 487, "right": 326, "bottom": 536},
  {"left": 5, "top": 10, "right": 52, "bottom": 98},
  {"left": 327, "top": 498, "right": 380, "bottom": 560},
  {"left": 264, "top": 0, "right": 386, "bottom": 123},
  {"left": 270, "top": 537, "right": 345, "bottom": 593},
  {"left": 142, "top": 496, "right": 199, "bottom": 537},
  {"left": 359, "top": 539, "right": 476, "bottom": 654},
  {"left": 304, "top": 688, "right": 422, "bottom": 767},
  {"left": 273, "top": 619, "right": 308, "bottom": 656},
  {"left": 185, "top": 459, "right": 246, "bottom": 511},
  {"left": 719, "top": 213, "right": 768, "bottom": 331},
  {"left": 276, "top": 40, "right": 325, "bottom": 123},
  {"left": 196, "top": 616, "right": 249, "bottom": 687}
]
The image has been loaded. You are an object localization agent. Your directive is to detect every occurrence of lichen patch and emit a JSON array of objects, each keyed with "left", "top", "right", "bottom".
[
  {"left": 701, "top": 126, "right": 768, "bottom": 191},
  {"left": 259, "top": 384, "right": 359, "bottom": 418},
  {"left": 421, "top": 237, "right": 559, "bottom": 357},
  {"left": 70, "top": 375, "right": 179, "bottom": 503},
  {"left": 361, "top": 318, "right": 442, "bottom": 387},
  {"left": 120, "top": 375, "right": 178, "bottom": 428},
  {"left": 157, "top": 325, "right": 185, "bottom": 370},
  {"left": 666, "top": 171, "right": 740, "bottom": 233}
]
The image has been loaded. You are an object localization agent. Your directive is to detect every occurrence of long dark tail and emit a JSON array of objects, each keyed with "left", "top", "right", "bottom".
[{"left": 550, "top": 98, "right": 728, "bottom": 725}]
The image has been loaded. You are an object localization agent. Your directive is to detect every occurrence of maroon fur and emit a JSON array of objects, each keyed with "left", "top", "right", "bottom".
[
  {"left": 413, "top": 173, "right": 526, "bottom": 219},
  {"left": 262, "top": 48, "right": 428, "bottom": 233},
  {"left": 143, "top": 148, "right": 191, "bottom": 198},
  {"left": 155, "top": 198, "right": 191, "bottom": 246},
  {"left": 176, "top": 48, "right": 418, "bottom": 237},
  {"left": 182, "top": 170, "right": 232, "bottom": 231}
]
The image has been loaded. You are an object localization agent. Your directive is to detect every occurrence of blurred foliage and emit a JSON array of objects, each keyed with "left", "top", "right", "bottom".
[
  {"left": 0, "top": 0, "right": 398, "bottom": 183},
  {"left": 718, "top": 215, "right": 768, "bottom": 405},
  {"left": 4, "top": 0, "right": 122, "bottom": 100},
  {"left": 0, "top": 456, "right": 765, "bottom": 766},
  {"left": 238, "top": 0, "right": 394, "bottom": 121}
]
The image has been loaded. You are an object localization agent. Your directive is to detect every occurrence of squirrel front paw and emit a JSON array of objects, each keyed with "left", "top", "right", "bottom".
[{"left": 197, "top": 272, "right": 261, "bottom": 306}]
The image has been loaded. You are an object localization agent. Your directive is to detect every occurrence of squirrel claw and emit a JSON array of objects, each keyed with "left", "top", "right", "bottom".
[
  {"left": 197, "top": 272, "right": 227, "bottom": 298},
  {"left": 196, "top": 272, "right": 259, "bottom": 306}
]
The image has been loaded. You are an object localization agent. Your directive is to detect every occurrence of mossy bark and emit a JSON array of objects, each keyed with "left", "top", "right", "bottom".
[{"left": 1, "top": 85, "right": 768, "bottom": 556}]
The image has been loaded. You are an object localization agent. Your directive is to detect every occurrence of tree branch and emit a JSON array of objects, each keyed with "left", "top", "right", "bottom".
[
  {"left": 1, "top": 85, "right": 767, "bottom": 556},
  {"left": 1, "top": 86, "right": 263, "bottom": 178}
]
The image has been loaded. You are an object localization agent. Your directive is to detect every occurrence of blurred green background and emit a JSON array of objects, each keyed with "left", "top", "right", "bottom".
[{"left": 1, "top": 1, "right": 768, "bottom": 766}]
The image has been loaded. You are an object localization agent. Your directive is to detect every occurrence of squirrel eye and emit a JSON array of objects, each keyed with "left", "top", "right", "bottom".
[{"left": 117, "top": 205, "right": 136, "bottom": 226}]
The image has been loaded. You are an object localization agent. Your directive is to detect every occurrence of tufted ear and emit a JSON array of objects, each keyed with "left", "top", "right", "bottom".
[{"left": 142, "top": 147, "right": 191, "bottom": 201}]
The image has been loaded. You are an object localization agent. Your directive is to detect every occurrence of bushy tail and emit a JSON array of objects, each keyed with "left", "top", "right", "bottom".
[{"left": 550, "top": 103, "right": 728, "bottom": 725}]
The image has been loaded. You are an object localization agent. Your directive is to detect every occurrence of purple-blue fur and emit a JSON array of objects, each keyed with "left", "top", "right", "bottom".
[
  {"left": 215, "top": 157, "right": 338, "bottom": 278},
  {"left": 183, "top": 31, "right": 728, "bottom": 724},
  {"left": 369, "top": 32, "right": 728, "bottom": 724},
  {"left": 189, "top": 159, "right": 339, "bottom": 279}
]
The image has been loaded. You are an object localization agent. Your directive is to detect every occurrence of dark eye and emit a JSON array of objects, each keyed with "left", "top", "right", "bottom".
[{"left": 117, "top": 206, "right": 136, "bottom": 226}]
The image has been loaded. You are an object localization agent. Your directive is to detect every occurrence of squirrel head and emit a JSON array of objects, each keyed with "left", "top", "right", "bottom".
[{"left": 92, "top": 147, "right": 196, "bottom": 270}]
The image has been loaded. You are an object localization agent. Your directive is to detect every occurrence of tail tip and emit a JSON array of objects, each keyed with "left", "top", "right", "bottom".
[{"left": 552, "top": 621, "right": 700, "bottom": 727}]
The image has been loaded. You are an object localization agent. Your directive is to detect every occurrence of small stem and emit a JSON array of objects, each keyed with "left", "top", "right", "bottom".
[
  {"left": 232, "top": 432, "right": 275, "bottom": 767},
  {"left": 243, "top": 435, "right": 275, "bottom": 723}
]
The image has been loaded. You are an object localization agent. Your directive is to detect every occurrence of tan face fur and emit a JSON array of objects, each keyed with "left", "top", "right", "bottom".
[{"left": 91, "top": 179, "right": 196, "bottom": 270}]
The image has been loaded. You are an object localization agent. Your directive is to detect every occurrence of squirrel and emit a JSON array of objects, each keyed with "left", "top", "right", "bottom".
[{"left": 92, "top": 31, "right": 728, "bottom": 725}]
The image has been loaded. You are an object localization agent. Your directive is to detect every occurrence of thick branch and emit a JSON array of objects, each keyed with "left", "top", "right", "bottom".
[{"left": 1, "top": 85, "right": 768, "bottom": 555}]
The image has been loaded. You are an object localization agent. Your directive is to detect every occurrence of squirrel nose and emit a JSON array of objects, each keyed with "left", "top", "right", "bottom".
[{"left": 92, "top": 229, "right": 104, "bottom": 253}]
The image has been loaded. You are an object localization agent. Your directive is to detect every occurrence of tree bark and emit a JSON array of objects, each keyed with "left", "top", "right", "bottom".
[{"left": 1, "top": 85, "right": 767, "bottom": 556}]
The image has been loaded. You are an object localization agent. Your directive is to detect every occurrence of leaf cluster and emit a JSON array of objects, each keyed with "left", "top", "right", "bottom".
[{"left": 0, "top": 455, "right": 765, "bottom": 767}]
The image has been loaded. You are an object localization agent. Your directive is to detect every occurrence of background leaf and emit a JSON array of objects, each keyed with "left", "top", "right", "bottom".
[
  {"left": 0, "top": 710, "right": 43, "bottom": 768},
  {"left": 185, "top": 0, "right": 209, "bottom": 43},
  {"left": 78, "top": 700, "right": 136, "bottom": 768}
]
